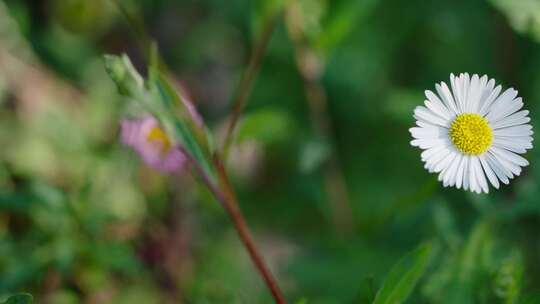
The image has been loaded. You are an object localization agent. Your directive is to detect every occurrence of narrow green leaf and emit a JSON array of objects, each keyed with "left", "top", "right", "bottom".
[
  {"left": 148, "top": 71, "right": 215, "bottom": 180},
  {"left": 2, "top": 293, "right": 33, "bottom": 304},
  {"left": 372, "top": 243, "right": 432, "bottom": 304}
]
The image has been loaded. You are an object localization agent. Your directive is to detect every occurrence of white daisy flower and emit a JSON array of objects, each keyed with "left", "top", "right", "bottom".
[{"left": 410, "top": 73, "right": 533, "bottom": 193}]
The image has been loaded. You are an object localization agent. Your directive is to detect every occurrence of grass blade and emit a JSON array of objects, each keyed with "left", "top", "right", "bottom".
[{"left": 372, "top": 243, "right": 432, "bottom": 304}]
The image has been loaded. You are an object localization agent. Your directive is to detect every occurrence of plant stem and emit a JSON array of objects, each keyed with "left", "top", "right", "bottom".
[
  {"left": 186, "top": 151, "right": 286, "bottom": 303},
  {"left": 221, "top": 12, "right": 280, "bottom": 157},
  {"left": 213, "top": 157, "right": 287, "bottom": 303}
]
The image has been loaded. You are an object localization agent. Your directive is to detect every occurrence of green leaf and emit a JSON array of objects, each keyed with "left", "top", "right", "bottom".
[
  {"left": 315, "top": 0, "right": 379, "bottom": 54},
  {"left": 372, "top": 243, "right": 432, "bottom": 304},
  {"left": 147, "top": 70, "right": 215, "bottom": 180},
  {"left": 423, "top": 220, "right": 493, "bottom": 304},
  {"left": 2, "top": 293, "right": 33, "bottom": 304}
]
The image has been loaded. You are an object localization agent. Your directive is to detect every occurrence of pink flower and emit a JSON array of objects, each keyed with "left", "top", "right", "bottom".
[{"left": 121, "top": 116, "right": 187, "bottom": 173}]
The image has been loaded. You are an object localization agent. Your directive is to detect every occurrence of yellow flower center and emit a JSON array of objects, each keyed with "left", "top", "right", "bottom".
[
  {"left": 449, "top": 113, "right": 493, "bottom": 155},
  {"left": 146, "top": 126, "right": 172, "bottom": 154}
]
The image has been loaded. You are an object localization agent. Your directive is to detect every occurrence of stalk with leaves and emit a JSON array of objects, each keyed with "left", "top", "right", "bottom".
[{"left": 104, "top": 41, "right": 286, "bottom": 303}]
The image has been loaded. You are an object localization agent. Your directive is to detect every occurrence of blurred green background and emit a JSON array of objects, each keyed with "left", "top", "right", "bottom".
[{"left": 1, "top": 0, "right": 540, "bottom": 303}]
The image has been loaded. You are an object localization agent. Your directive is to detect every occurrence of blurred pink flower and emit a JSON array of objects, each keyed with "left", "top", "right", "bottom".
[{"left": 121, "top": 116, "right": 187, "bottom": 173}]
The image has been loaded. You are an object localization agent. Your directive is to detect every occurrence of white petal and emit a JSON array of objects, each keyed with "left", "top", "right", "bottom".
[
  {"left": 421, "top": 145, "right": 447, "bottom": 161},
  {"left": 450, "top": 73, "right": 463, "bottom": 113},
  {"left": 455, "top": 154, "right": 466, "bottom": 189},
  {"left": 470, "top": 155, "right": 483, "bottom": 193},
  {"left": 438, "top": 152, "right": 457, "bottom": 182},
  {"left": 492, "top": 114, "right": 530, "bottom": 130},
  {"left": 414, "top": 106, "right": 449, "bottom": 127},
  {"left": 493, "top": 136, "right": 533, "bottom": 151},
  {"left": 478, "top": 85, "right": 503, "bottom": 116},
  {"left": 425, "top": 147, "right": 452, "bottom": 172},
  {"left": 488, "top": 88, "right": 518, "bottom": 109},
  {"left": 409, "top": 126, "right": 447, "bottom": 139},
  {"left": 462, "top": 73, "right": 471, "bottom": 113},
  {"left": 436, "top": 82, "right": 459, "bottom": 115},
  {"left": 485, "top": 152, "right": 510, "bottom": 184},
  {"left": 425, "top": 91, "right": 451, "bottom": 120},
  {"left": 479, "top": 155, "right": 499, "bottom": 189},
  {"left": 434, "top": 150, "right": 456, "bottom": 173},
  {"left": 444, "top": 153, "right": 463, "bottom": 187},
  {"left": 472, "top": 156, "right": 489, "bottom": 193},
  {"left": 423, "top": 146, "right": 449, "bottom": 164},
  {"left": 416, "top": 120, "right": 438, "bottom": 128},
  {"left": 425, "top": 100, "right": 451, "bottom": 121},
  {"left": 440, "top": 159, "right": 455, "bottom": 186},
  {"left": 485, "top": 78, "right": 495, "bottom": 92},
  {"left": 467, "top": 74, "right": 481, "bottom": 113},
  {"left": 411, "top": 138, "right": 449, "bottom": 149},
  {"left": 475, "top": 75, "right": 489, "bottom": 113},
  {"left": 487, "top": 97, "right": 523, "bottom": 123},
  {"left": 490, "top": 146, "right": 529, "bottom": 167},
  {"left": 469, "top": 157, "right": 477, "bottom": 192},
  {"left": 483, "top": 88, "right": 518, "bottom": 117},
  {"left": 477, "top": 77, "right": 495, "bottom": 111},
  {"left": 489, "top": 150, "right": 521, "bottom": 176},
  {"left": 493, "top": 125, "right": 533, "bottom": 137},
  {"left": 462, "top": 156, "right": 470, "bottom": 191},
  {"left": 492, "top": 141, "right": 527, "bottom": 154}
]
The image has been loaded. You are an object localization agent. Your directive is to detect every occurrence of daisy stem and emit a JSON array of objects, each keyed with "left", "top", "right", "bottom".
[
  {"left": 221, "top": 11, "right": 280, "bottom": 158},
  {"left": 186, "top": 150, "right": 287, "bottom": 303}
]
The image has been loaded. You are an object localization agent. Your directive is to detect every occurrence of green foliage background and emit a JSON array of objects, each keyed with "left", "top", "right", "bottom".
[{"left": 1, "top": 0, "right": 540, "bottom": 303}]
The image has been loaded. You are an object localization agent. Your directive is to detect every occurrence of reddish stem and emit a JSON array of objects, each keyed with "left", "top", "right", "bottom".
[
  {"left": 185, "top": 151, "right": 286, "bottom": 303},
  {"left": 213, "top": 157, "right": 287, "bottom": 304}
]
